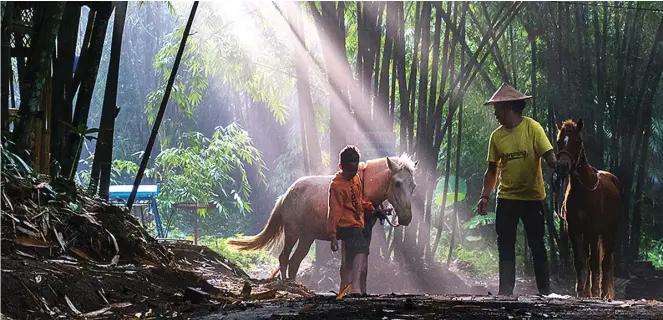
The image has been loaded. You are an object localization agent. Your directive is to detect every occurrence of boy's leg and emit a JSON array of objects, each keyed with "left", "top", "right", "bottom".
[
  {"left": 340, "top": 227, "right": 370, "bottom": 294},
  {"left": 352, "top": 252, "right": 366, "bottom": 294},
  {"left": 496, "top": 199, "right": 520, "bottom": 295},
  {"left": 340, "top": 242, "right": 353, "bottom": 290},
  {"left": 359, "top": 215, "right": 375, "bottom": 294}
]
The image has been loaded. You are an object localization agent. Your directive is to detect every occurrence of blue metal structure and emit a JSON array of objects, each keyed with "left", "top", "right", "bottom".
[{"left": 109, "top": 185, "right": 164, "bottom": 238}]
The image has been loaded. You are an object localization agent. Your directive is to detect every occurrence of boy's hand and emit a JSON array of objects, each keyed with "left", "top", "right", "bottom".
[{"left": 330, "top": 238, "right": 339, "bottom": 252}]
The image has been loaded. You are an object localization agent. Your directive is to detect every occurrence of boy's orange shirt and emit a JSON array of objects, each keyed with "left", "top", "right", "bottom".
[{"left": 327, "top": 167, "right": 374, "bottom": 239}]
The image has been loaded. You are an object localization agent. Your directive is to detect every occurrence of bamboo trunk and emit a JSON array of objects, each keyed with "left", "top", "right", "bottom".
[{"left": 127, "top": 2, "right": 199, "bottom": 209}]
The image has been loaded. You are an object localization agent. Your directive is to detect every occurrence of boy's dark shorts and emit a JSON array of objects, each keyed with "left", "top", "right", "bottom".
[{"left": 336, "top": 226, "right": 370, "bottom": 255}]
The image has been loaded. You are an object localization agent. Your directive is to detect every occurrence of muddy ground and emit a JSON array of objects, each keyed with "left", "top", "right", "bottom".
[{"left": 203, "top": 294, "right": 663, "bottom": 320}]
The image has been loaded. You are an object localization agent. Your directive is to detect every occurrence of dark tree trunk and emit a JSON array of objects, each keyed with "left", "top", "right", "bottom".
[
  {"left": 49, "top": 2, "right": 80, "bottom": 176},
  {"left": 395, "top": 2, "right": 408, "bottom": 154},
  {"left": 415, "top": 1, "right": 431, "bottom": 259},
  {"left": 447, "top": 98, "right": 463, "bottom": 266},
  {"left": 377, "top": 2, "right": 394, "bottom": 128},
  {"left": 406, "top": 1, "right": 422, "bottom": 153},
  {"left": 89, "top": 2, "right": 128, "bottom": 199},
  {"left": 12, "top": 2, "right": 66, "bottom": 161},
  {"left": 63, "top": 4, "right": 112, "bottom": 180},
  {"left": 1, "top": 2, "right": 14, "bottom": 136}
]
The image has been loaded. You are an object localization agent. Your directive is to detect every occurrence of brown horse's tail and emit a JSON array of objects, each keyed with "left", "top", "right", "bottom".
[{"left": 227, "top": 195, "right": 285, "bottom": 251}]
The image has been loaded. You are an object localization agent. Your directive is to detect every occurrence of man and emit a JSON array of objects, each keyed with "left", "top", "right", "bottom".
[
  {"left": 327, "top": 145, "right": 374, "bottom": 294},
  {"left": 477, "top": 83, "right": 557, "bottom": 296}
]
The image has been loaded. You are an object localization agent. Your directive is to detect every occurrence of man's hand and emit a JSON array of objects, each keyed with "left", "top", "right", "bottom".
[
  {"left": 543, "top": 150, "right": 558, "bottom": 169},
  {"left": 477, "top": 197, "right": 489, "bottom": 215},
  {"left": 330, "top": 238, "right": 339, "bottom": 252}
]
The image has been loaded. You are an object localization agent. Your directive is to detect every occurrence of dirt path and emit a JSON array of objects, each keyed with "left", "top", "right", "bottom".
[{"left": 201, "top": 294, "right": 663, "bottom": 320}]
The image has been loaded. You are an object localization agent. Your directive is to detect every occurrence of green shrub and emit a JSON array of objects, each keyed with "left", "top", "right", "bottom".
[
  {"left": 643, "top": 238, "right": 663, "bottom": 269},
  {"left": 451, "top": 245, "right": 499, "bottom": 277}
]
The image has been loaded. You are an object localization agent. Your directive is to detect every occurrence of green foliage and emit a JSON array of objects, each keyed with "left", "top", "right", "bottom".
[
  {"left": 643, "top": 239, "right": 663, "bottom": 269},
  {"left": 433, "top": 175, "right": 467, "bottom": 207},
  {"left": 450, "top": 245, "right": 499, "bottom": 277},
  {"left": 1, "top": 143, "right": 33, "bottom": 177},
  {"left": 463, "top": 211, "right": 496, "bottom": 230},
  {"left": 148, "top": 124, "right": 265, "bottom": 218},
  {"left": 200, "top": 236, "right": 277, "bottom": 273}
]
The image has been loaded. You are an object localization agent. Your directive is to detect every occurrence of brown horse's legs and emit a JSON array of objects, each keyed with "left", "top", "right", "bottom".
[
  {"left": 569, "top": 226, "right": 590, "bottom": 297},
  {"left": 279, "top": 234, "right": 297, "bottom": 281},
  {"left": 589, "top": 235, "right": 603, "bottom": 298},
  {"left": 288, "top": 237, "right": 314, "bottom": 280},
  {"left": 601, "top": 237, "right": 616, "bottom": 300}
]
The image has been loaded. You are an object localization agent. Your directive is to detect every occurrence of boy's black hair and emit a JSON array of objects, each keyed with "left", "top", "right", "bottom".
[{"left": 339, "top": 145, "right": 361, "bottom": 166}]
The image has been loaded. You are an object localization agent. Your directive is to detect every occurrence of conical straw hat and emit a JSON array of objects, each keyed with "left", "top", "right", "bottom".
[{"left": 483, "top": 83, "right": 532, "bottom": 105}]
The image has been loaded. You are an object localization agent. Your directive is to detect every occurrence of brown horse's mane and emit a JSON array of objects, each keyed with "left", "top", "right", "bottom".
[
  {"left": 557, "top": 120, "right": 584, "bottom": 142},
  {"left": 561, "top": 119, "right": 576, "bottom": 129}
]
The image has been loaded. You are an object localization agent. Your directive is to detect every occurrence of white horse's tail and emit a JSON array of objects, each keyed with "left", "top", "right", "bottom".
[{"left": 227, "top": 195, "right": 285, "bottom": 251}]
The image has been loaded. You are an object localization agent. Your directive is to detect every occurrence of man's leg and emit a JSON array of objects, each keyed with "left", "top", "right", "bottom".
[
  {"left": 522, "top": 201, "right": 551, "bottom": 295},
  {"left": 496, "top": 199, "right": 520, "bottom": 296}
]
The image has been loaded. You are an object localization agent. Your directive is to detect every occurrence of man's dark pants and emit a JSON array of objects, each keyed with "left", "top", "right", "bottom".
[{"left": 496, "top": 198, "right": 551, "bottom": 295}]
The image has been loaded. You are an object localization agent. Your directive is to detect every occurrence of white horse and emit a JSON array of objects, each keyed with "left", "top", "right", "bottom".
[{"left": 228, "top": 154, "right": 418, "bottom": 283}]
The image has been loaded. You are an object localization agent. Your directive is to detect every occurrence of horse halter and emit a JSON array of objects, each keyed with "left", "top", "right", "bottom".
[
  {"left": 359, "top": 167, "right": 401, "bottom": 228},
  {"left": 556, "top": 137, "right": 600, "bottom": 191}
]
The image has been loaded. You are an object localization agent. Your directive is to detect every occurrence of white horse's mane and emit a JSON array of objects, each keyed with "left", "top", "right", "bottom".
[{"left": 394, "top": 153, "right": 416, "bottom": 173}]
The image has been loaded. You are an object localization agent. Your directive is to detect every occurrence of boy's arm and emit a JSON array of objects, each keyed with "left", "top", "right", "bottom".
[
  {"left": 361, "top": 198, "right": 374, "bottom": 212},
  {"left": 327, "top": 184, "right": 344, "bottom": 240}
]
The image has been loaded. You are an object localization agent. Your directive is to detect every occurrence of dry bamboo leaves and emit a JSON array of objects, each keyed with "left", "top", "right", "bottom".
[
  {"left": 336, "top": 283, "right": 352, "bottom": 300},
  {"left": 15, "top": 236, "right": 50, "bottom": 248}
]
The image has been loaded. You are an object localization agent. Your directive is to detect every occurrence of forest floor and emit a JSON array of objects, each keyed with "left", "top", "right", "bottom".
[
  {"left": 0, "top": 168, "right": 314, "bottom": 319},
  {"left": 202, "top": 293, "right": 663, "bottom": 320}
]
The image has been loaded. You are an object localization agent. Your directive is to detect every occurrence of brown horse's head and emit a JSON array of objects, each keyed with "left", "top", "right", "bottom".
[
  {"left": 555, "top": 118, "right": 585, "bottom": 176},
  {"left": 385, "top": 155, "right": 418, "bottom": 226}
]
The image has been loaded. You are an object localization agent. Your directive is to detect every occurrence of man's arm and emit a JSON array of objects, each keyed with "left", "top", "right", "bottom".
[
  {"left": 481, "top": 162, "right": 499, "bottom": 199},
  {"left": 478, "top": 162, "right": 498, "bottom": 215},
  {"left": 534, "top": 121, "right": 556, "bottom": 168}
]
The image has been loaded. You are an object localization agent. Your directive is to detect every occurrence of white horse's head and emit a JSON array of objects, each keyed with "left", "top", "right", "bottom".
[{"left": 385, "top": 154, "right": 418, "bottom": 226}]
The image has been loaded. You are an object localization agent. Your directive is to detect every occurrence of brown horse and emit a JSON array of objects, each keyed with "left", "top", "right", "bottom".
[
  {"left": 228, "top": 155, "right": 417, "bottom": 282},
  {"left": 555, "top": 119, "right": 621, "bottom": 300}
]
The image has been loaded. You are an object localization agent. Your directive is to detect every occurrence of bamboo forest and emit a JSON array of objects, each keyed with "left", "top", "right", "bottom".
[{"left": 1, "top": 1, "right": 663, "bottom": 319}]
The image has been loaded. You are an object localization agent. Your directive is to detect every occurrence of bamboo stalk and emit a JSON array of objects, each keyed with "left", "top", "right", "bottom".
[{"left": 127, "top": 2, "right": 200, "bottom": 210}]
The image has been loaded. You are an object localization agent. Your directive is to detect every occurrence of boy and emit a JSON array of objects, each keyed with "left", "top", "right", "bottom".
[
  {"left": 477, "top": 83, "right": 557, "bottom": 296},
  {"left": 327, "top": 145, "right": 374, "bottom": 295}
]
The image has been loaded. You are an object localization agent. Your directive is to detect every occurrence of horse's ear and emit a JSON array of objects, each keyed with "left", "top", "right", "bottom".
[
  {"left": 577, "top": 118, "right": 584, "bottom": 132},
  {"left": 387, "top": 157, "right": 397, "bottom": 172},
  {"left": 556, "top": 122, "right": 562, "bottom": 131},
  {"left": 414, "top": 160, "right": 419, "bottom": 168}
]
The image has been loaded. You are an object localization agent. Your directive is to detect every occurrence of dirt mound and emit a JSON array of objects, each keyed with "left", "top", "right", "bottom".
[
  {"left": 1, "top": 167, "right": 170, "bottom": 266},
  {"left": 0, "top": 153, "right": 314, "bottom": 319}
]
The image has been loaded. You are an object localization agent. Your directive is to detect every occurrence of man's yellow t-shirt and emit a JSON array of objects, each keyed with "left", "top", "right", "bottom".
[{"left": 487, "top": 116, "right": 553, "bottom": 201}]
